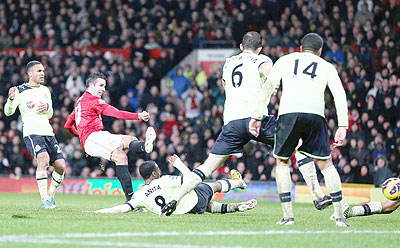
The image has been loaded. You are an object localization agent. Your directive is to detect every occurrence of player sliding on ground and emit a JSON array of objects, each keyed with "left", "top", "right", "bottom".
[
  {"left": 330, "top": 199, "right": 400, "bottom": 220},
  {"left": 94, "top": 155, "right": 257, "bottom": 215},
  {"left": 64, "top": 72, "right": 156, "bottom": 202},
  {"left": 161, "top": 31, "right": 331, "bottom": 217},
  {"left": 4, "top": 61, "right": 65, "bottom": 209}
]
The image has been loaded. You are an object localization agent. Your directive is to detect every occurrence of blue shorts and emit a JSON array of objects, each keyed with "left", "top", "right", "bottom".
[
  {"left": 189, "top": 183, "right": 214, "bottom": 214},
  {"left": 23, "top": 135, "right": 64, "bottom": 163},
  {"left": 273, "top": 113, "right": 330, "bottom": 160},
  {"left": 210, "top": 116, "right": 276, "bottom": 156}
]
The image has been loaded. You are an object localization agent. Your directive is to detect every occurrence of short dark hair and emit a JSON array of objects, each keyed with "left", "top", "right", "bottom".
[
  {"left": 26, "top": 61, "right": 42, "bottom": 72},
  {"left": 85, "top": 72, "right": 107, "bottom": 87},
  {"left": 301, "top": 33, "right": 323, "bottom": 53},
  {"left": 139, "top": 161, "right": 157, "bottom": 180},
  {"left": 242, "top": 31, "right": 262, "bottom": 51}
]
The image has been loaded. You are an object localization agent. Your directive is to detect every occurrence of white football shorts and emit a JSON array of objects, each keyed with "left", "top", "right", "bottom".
[{"left": 84, "top": 131, "right": 124, "bottom": 160}]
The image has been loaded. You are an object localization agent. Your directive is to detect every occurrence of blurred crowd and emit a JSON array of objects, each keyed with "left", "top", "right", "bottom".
[{"left": 0, "top": 0, "right": 400, "bottom": 187}]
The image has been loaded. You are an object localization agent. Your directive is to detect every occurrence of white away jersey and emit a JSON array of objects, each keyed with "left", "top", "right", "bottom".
[
  {"left": 267, "top": 52, "right": 348, "bottom": 127},
  {"left": 222, "top": 53, "right": 273, "bottom": 125},
  {"left": 129, "top": 175, "right": 198, "bottom": 215},
  {"left": 4, "top": 83, "right": 54, "bottom": 137}
]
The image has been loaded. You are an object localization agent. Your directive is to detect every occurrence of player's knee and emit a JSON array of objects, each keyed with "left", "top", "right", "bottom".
[
  {"left": 111, "top": 149, "right": 128, "bottom": 165},
  {"left": 122, "top": 136, "right": 137, "bottom": 149},
  {"left": 316, "top": 159, "right": 332, "bottom": 170},
  {"left": 54, "top": 159, "right": 66, "bottom": 173},
  {"left": 36, "top": 152, "right": 50, "bottom": 167}
]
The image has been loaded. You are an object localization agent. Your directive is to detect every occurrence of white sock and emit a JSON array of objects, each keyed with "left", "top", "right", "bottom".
[
  {"left": 36, "top": 170, "right": 48, "bottom": 202},
  {"left": 296, "top": 152, "right": 324, "bottom": 201},
  {"left": 210, "top": 201, "right": 237, "bottom": 213},
  {"left": 276, "top": 165, "right": 293, "bottom": 219},
  {"left": 217, "top": 179, "right": 242, "bottom": 193},
  {"left": 48, "top": 171, "right": 64, "bottom": 197},
  {"left": 351, "top": 202, "right": 382, "bottom": 217},
  {"left": 321, "top": 166, "right": 343, "bottom": 219}
]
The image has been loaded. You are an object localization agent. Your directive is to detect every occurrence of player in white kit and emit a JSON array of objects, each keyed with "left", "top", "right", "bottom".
[
  {"left": 94, "top": 155, "right": 257, "bottom": 215},
  {"left": 262, "top": 33, "right": 349, "bottom": 227},
  {"left": 161, "top": 32, "right": 331, "bottom": 216}
]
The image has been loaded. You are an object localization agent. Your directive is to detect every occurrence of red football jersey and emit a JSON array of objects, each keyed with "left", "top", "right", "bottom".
[{"left": 72, "top": 92, "right": 109, "bottom": 149}]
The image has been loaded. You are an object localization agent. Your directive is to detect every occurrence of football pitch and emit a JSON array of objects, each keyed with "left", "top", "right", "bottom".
[{"left": 0, "top": 193, "right": 399, "bottom": 248}]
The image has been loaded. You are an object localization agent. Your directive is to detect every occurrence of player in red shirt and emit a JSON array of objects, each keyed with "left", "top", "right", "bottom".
[{"left": 64, "top": 72, "right": 156, "bottom": 201}]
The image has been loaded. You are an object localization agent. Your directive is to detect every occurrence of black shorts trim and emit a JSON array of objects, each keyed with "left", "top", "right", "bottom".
[
  {"left": 189, "top": 183, "right": 214, "bottom": 214},
  {"left": 273, "top": 113, "right": 331, "bottom": 160},
  {"left": 23, "top": 135, "right": 64, "bottom": 163}
]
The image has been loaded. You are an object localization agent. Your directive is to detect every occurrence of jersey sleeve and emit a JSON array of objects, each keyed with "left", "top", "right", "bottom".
[
  {"left": 45, "top": 87, "right": 53, "bottom": 119},
  {"left": 266, "top": 57, "right": 284, "bottom": 90},
  {"left": 4, "top": 89, "right": 21, "bottom": 116},
  {"left": 257, "top": 54, "right": 273, "bottom": 68},
  {"left": 252, "top": 57, "right": 282, "bottom": 120},
  {"left": 222, "top": 59, "right": 230, "bottom": 83},
  {"left": 64, "top": 109, "right": 79, "bottom": 137},
  {"left": 161, "top": 175, "right": 183, "bottom": 186},
  {"left": 327, "top": 64, "right": 349, "bottom": 128},
  {"left": 127, "top": 192, "right": 145, "bottom": 209},
  {"left": 94, "top": 98, "right": 110, "bottom": 114}
]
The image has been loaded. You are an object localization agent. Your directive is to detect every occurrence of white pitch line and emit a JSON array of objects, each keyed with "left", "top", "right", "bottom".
[
  {"left": 1, "top": 229, "right": 400, "bottom": 242},
  {"left": 0, "top": 238, "right": 246, "bottom": 248}
]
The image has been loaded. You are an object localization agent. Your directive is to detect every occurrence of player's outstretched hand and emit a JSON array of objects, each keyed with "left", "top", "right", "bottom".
[
  {"left": 333, "top": 127, "right": 347, "bottom": 148},
  {"left": 139, "top": 111, "right": 150, "bottom": 121},
  {"left": 36, "top": 101, "right": 48, "bottom": 113},
  {"left": 167, "top": 154, "right": 178, "bottom": 165},
  {"left": 249, "top": 118, "right": 261, "bottom": 137},
  {"left": 8, "top": 87, "right": 16, "bottom": 100}
]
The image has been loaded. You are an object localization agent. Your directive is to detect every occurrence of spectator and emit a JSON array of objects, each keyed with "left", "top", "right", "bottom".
[
  {"left": 326, "top": 43, "right": 345, "bottom": 64},
  {"left": 354, "top": 165, "right": 373, "bottom": 184},
  {"left": 373, "top": 156, "right": 393, "bottom": 187},
  {"left": 181, "top": 87, "right": 203, "bottom": 121},
  {"left": 355, "top": 3, "right": 374, "bottom": 26},
  {"left": 65, "top": 68, "right": 85, "bottom": 100},
  {"left": 167, "top": 66, "right": 191, "bottom": 97}
]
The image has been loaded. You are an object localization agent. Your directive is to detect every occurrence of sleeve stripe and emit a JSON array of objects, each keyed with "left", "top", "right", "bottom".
[
  {"left": 125, "top": 202, "right": 134, "bottom": 210},
  {"left": 258, "top": 61, "right": 267, "bottom": 69}
]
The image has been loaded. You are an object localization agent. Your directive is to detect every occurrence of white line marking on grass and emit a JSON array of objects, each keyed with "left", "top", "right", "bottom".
[
  {"left": 0, "top": 238, "right": 244, "bottom": 248},
  {"left": 1, "top": 230, "right": 400, "bottom": 241}
]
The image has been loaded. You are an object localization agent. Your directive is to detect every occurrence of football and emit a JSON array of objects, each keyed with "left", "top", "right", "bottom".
[{"left": 382, "top": 178, "right": 400, "bottom": 200}]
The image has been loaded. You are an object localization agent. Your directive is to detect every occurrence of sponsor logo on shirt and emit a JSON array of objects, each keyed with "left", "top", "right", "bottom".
[
  {"left": 26, "top": 101, "right": 36, "bottom": 109},
  {"left": 35, "top": 145, "right": 41, "bottom": 152}
]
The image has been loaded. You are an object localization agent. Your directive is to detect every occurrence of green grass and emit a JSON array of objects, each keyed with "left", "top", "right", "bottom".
[{"left": 0, "top": 193, "right": 399, "bottom": 248}]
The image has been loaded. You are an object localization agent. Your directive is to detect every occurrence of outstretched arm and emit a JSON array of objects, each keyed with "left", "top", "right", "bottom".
[
  {"left": 4, "top": 87, "right": 20, "bottom": 116},
  {"left": 94, "top": 203, "right": 134, "bottom": 213},
  {"left": 327, "top": 65, "right": 348, "bottom": 147},
  {"left": 64, "top": 110, "right": 79, "bottom": 137},
  {"left": 102, "top": 105, "right": 150, "bottom": 121},
  {"left": 168, "top": 154, "right": 191, "bottom": 177},
  {"left": 249, "top": 60, "right": 275, "bottom": 137}
]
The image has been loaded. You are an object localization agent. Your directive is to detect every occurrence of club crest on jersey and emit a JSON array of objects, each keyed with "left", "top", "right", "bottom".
[
  {"left": 44, "top": 94, "right": 48, "bottom": 98},
  {"left": 99, "top": 99, "right": 106, "bottom": 104},
  {"left": 26, "top": 101, "right": 36, "bottom": 109},
  {"left": 35, "top": 145, "right": 41, "bottom": 152}
]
